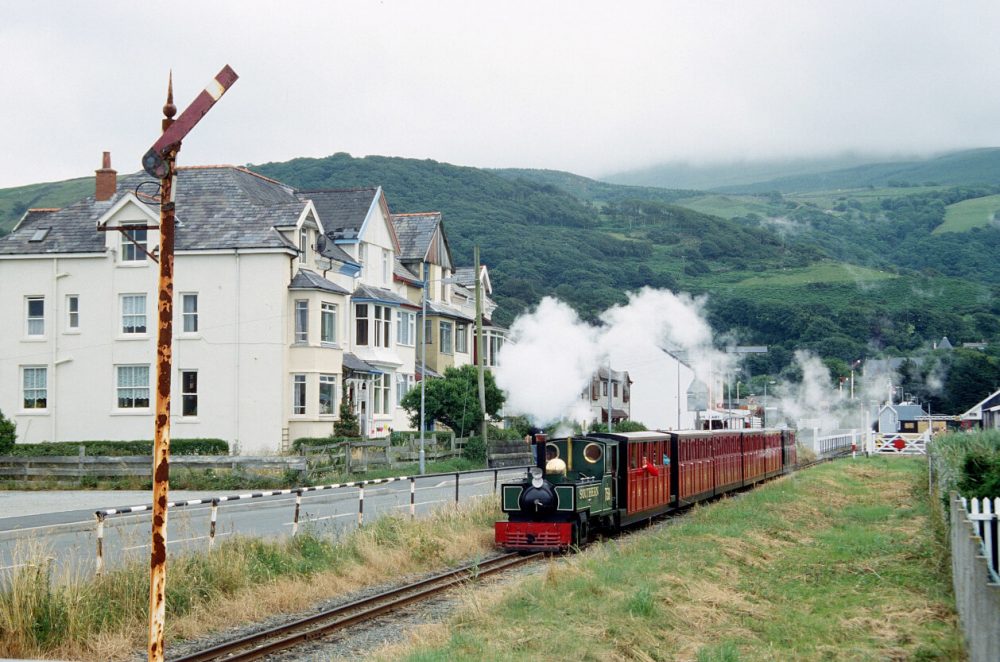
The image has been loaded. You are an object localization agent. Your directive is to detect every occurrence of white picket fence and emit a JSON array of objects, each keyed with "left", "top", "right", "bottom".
[{"left": 961, "top": 496, "right": 1000, "bottom": 584}]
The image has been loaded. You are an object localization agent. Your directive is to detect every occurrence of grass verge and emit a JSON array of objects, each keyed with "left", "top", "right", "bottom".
[
  {"left": 0, "top": 497, "right": 498, "bottom": 661},
  {"left": 0, "top": 458, "right": 486, "bottom": 492},
  {"left": 381, "top": 457, "right": 962, "bottom": 661}
]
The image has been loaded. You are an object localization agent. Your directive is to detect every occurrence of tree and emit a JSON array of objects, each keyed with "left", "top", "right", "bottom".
[
  {"left": 0, "top": 409, "right": 15, "bottom": 454},
  {"left": 400, "top": 365, "right": 505, "bottom": 437},
  {"left": 333, "top": 396, "right": 360, "bottom": 438}
]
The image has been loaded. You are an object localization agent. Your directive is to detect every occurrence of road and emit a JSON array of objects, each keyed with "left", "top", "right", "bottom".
[{"left": 0, "top": 468, "right": 529, "bottom": 577}]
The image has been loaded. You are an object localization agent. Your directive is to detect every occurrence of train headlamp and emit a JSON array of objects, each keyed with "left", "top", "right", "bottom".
[{"left": 530, "top": 467, "right": 544, "bottom": 488}]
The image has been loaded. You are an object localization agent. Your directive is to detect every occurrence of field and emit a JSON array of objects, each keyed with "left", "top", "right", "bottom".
[
  {"left": 936, "top": 194, "right": 1000, "bottom": 234},
  {"left": 721, "top": 260, "right": 897, "bottom": 288},
  {"left": 382, "top": 457, "right": 962, "bottom": 661},
  {"left": 672, "top": 194, "right": 778, "bottom": 220}
]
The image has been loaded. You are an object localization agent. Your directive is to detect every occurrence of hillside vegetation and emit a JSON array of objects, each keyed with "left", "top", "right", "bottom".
[{"left": 5, "top": 151, "right": 1000, "bottom": 414}]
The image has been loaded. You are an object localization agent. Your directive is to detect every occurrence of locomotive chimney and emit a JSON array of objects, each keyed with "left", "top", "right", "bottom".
[{"left": 95, "top": 151, "right": 117, "bottom": 202}]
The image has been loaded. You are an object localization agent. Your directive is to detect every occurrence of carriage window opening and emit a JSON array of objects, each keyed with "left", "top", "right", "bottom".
[
  {"left": 583, "top": 442, "right": 602, "bottom": 464},
  {"left": 630, "top": 445, "right": 638, "bottom": 469},
  {"left": 546, "top": 443, "right": 560, "bottom": 458}
]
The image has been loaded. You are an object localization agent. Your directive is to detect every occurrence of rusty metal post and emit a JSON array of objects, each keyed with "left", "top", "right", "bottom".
[
  {"left": 455, "top": 472, "right": 460, "bottom": 505},
  {"left": 148, "top": 75, "right": 178, "bottom": 662},
  {"left": 95, "top": 512, "right": 105, "bottom": 576},
  {"left": 140, "top": 65, "right": 238, "bottom": 662}
]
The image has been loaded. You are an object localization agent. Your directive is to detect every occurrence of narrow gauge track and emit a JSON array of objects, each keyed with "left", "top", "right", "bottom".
[{"left": 170, "top": 552, "right": 542, "bottom": 662}]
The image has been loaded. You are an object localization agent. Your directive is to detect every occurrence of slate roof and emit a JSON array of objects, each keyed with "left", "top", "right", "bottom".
[
  {"left": 298, "top": 188, "right": 378, "bottom": 240},
  {"left": 390, "top": 212, "right": 439, "bottom": 260},
  {"left": 352, "top": 283, "right": 411, "bottom": 306},
  {"left": 0, "top": 166, "right": 306, "bottom": 256},
  {"left": 343, "top": 353, "right": 377, "bottom": 373},
  {"left": 452, "top": 266, "right": 477, "bottom": 288},
  {"left": 426, "top": 300, "right": 474, "bottom": 322},
  {"left": 393, "top": 258, "right": 421, "bottom": 284},
  {"left": 892, "top": 404, "right": 927, "bottom": 420},
  {"left": 288, "top": 269, "right": 350, "bottom": 295}
]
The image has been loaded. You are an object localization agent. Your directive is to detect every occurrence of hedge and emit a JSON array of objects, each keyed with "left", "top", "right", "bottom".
[{"left": 5, "top": 438, "right": 229, "bottom": 457}]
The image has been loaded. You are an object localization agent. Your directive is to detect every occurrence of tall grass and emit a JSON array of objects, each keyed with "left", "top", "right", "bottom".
[
  {"left": 0, "top": 498, "right": 499, "bottom": 660},
  {"left": 930, "top": 429, "right": 1000, "bottom": 498}
]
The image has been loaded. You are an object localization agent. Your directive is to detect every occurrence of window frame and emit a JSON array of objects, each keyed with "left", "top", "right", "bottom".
[
  {"left": 25, "top": 296, "right": 45, "bottom": 337},
  {"left": 439, "top": 320, "right": 454, "bottom": 355},
  {"left": 321, "top": 301, "right": 338, "bottom": 345},
  {"left": 355, "top": 303, "right": 369, "bottom": 346},
  {"left": 116, "top": 364, "right": 150, "bottom": 410},
  {"left": 180, "top": 369, "right": 198, "bottom": 417},
  {"left": 120, "top": 294, "right": 147, "bottom": 335},
  {"left": 294, "top": 299, "right": 309, "bottom": 344},
  {"left": 66, "top": 295, "right": 80, "bottom": 331},
  {"left": 181, "top": 293, "right": 198, "bottom": 334},
  {"left": 456, "top": 322, "right": 468, "bottom": 353},
  {"left": 373, "top": 373, "right": 391, "bottom": 415},
  {"left": 396, "top": 310, "right": 416, "bottom": 346},
  {"left": 121, "top": 225, "right": 148, "bottom": 263},
  {"left": 292, "top": 374, "right": 307, "bottom": 415},
  {"left": 22, "top": 366, "right": 47, "bottom": 411},
  {"left": 319, "top": 374, "right": 336, "bottom": 416},
  {"left": 373, "top": 305, "right": 391, "bottom": 348}
]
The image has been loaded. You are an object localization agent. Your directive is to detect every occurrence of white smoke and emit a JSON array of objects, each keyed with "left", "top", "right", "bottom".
[
  {"left": 495, "top": 287, "right": 734, "bottom": 428},
  {"left": 494, "top": 297, "right": 602, "bottom": 426},
  {"left": 771, "top": 351, "right": 845, "bottom": 431}
]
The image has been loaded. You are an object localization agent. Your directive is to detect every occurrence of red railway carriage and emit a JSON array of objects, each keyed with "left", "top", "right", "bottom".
[
  {"left": 741, "top": 430, "right": 766, "bottom": 485},
  {"left": 674, "top": 431, "right": 715, "bottom": 504},
  {"left": 713, "top": 430, "right": 743, "bottom": 493},
  {"left": 763, "top": 430, "right": 783, "bottom": 478},
  {"left": 781, "top": 429, "right": 798, "bottom": 471},
  {"left": 621, "top": 431, "right": 672, "bottom": 515}
]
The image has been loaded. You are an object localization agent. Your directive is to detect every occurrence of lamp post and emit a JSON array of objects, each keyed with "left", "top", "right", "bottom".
[{"left": 419, "top": 272, "right": 459, "bottom": 475}]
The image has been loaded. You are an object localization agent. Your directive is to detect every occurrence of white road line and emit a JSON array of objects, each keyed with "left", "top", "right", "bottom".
[
  {"left": 122, "top": 532, "right": 232, "bottom": 552},
  {"left": 294, "top": 512, "right": 356, "bottom": 524}
]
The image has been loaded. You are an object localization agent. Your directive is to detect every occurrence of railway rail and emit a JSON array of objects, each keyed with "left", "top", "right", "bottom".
[{"left": 170, "top": 552, "right": 542, "bottom": 662}]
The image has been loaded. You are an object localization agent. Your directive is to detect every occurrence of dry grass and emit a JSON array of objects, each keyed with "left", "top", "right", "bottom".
[
  {"left": 0, "top": 498, "right": 498, "bottom": 661},
  {"left": 380, "top": 458, "right": 963, "bottom": 662}
]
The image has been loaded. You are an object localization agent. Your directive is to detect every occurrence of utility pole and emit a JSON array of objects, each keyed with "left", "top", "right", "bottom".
[
  {"left": 475, "top": 247, "right": 487, "bottom": 445},
  {"left": 141, "top": 66, "right": 237, "bottom": 662}
]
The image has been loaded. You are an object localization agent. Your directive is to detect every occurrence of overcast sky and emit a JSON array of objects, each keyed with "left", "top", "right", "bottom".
[{"left": 3, "top": 1, "right": 1000, "bottom": 189}]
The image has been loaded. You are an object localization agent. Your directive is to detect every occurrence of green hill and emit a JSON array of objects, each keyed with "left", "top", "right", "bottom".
[
  {"left": 4, "top": 152, "right": 1000, "bottom": 386},
  {"left": 0, "top": 177, "right": 94, "bottom": 236},
  {"left": 605, "top": 148, "right": 1000, "bottom": 194}
]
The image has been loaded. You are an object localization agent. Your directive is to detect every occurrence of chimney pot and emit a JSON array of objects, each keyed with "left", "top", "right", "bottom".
[{"left": 95, "top": 151, "right": 117, "bottom": 201}]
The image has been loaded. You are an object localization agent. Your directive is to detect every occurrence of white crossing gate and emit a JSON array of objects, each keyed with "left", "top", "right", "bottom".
[
  {"left": 961, "top": 495, "right": 1000, "bottom": 584},
  {"left": 870, "top": 431, "right": 928, "bottom": 455}
]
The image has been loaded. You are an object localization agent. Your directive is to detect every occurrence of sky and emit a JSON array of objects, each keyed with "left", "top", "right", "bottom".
[{"left": 2, "top": 1, "right": 1000, "bottom": 189}]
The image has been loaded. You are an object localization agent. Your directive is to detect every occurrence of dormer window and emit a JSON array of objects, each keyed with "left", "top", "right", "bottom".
[
  {"left": 299, "top": 228, "right": 309, "bottom": 264},
  {"left": 122, "top": 226, "right": 147, "bottom": 262}
]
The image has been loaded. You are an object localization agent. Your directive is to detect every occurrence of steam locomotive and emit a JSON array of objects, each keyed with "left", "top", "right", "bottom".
[{"left": 495, "top": 428, "right": 797, "bottom": 550}]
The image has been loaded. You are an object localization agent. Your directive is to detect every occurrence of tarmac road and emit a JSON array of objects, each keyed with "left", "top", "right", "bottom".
[{"left": 0, "top": 468, "right": 528, "bottom": 577}]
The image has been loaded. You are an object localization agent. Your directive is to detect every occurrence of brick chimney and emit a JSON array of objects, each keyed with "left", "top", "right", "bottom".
[{"left": 95, "top": 151, "right": 117, "bottom": 201}]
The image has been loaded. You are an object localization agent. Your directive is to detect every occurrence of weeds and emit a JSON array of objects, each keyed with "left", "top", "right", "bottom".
[{"left": 0, "top": 497, "right": 499, "bottom": 660}]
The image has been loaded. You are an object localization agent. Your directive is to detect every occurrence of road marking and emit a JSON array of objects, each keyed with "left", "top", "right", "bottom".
[
  {"left": 293, "top": 512, "right": 355, "bottom": 525},
  {"left": 122, "top": 532, "right": 232, "bottom": 552}
]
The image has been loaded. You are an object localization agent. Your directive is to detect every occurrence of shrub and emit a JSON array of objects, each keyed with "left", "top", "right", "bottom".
[
  {"left": 0, "top": 409, "right": 15, "bottom": 454},
  {"left": 463, "top": 436, "right": 487, "bottom": 464},
  {"left": 7, "top": 439, "right": 228, "bottom": 457}
]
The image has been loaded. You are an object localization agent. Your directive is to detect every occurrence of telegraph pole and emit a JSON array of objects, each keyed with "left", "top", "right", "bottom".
[
  {"left": 475, "top": 247, "right": 487, "bottom": 444},
  {"left": 142, "top": 65, "right": 237, "bottom": 662}
]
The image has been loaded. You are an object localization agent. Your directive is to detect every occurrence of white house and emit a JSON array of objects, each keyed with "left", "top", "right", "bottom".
[{"left": 0, "top": 156, "right": 442, "bottom": 452}]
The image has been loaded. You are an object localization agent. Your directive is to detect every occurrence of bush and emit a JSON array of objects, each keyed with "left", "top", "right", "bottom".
[
  {"left": 463, "top": 436, "right": 487, "bottom": 464},
  {"left": 0, "top": 409, "right": 15, "bottom": 454},
  {"left": 587, "top": 420, "right": 647, "bottom": 434},
  {"left": 7, "top": 439, "right": 228, "bottom": 457},
  {"left": 958, "top": 451, "right": 1000, "bottom": 499}
]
